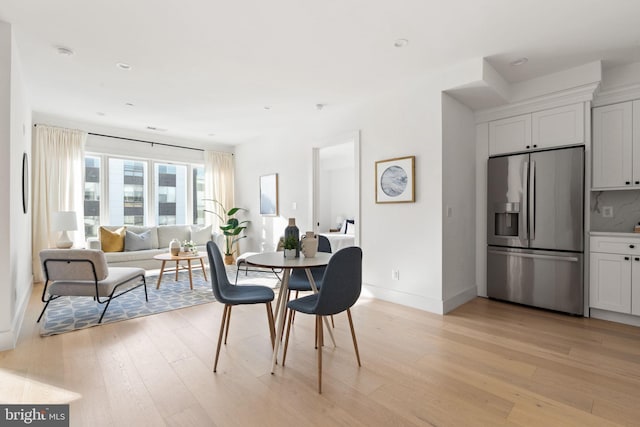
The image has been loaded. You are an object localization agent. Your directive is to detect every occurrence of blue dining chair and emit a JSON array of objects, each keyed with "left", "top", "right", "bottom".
[
  {"left": 206, "top": 241, "right": 276, "bottom": 372},
  {"left": 283, "top": 246, "right": 362, "bottom": 393}
]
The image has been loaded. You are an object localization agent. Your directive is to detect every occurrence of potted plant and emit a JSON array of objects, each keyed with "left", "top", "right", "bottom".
[
  {"left": 205, "top": 200, "right": 250, "bottom": 265},
  {"left": 283, "top": 235, "right": 298, "bottom": 259}
]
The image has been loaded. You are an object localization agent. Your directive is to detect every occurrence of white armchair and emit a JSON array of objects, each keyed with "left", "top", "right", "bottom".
[{"left": 38, "top": 249, "right": 147, "bottom": 324}]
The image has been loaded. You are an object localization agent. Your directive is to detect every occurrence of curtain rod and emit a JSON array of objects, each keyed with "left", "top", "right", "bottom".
[
  {"left": 89, "top": 132, "right": 204, "bottom": 152},
  {"left": 33, "top": 124, "right": 206, "bottom": 152}
]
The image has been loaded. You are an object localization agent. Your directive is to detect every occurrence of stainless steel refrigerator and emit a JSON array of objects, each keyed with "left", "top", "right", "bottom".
[{"left": 487, "top": 146, "right": 584, "bottom": 315}]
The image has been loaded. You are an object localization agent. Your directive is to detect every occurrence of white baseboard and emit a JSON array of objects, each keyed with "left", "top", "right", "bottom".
[
  {"left": 442, "top": 285, "right": 478, "bottom": 314},
  {"left": 590, "top": 308, "right": 640, "bottom": 328},
  {"left": 0, "top": 283, "right": 33, "bottom": 352},
  {"left": 362, "top": 283, "right": 444, "bottom": 314}
]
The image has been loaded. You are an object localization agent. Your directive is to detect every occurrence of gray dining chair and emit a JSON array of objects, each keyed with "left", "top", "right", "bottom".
[
  {"left": 206, "top": 241, "right": 276, "bottom": 372},
  {"left": 283, "top": 246, "right": 362, "bottom": 393}
]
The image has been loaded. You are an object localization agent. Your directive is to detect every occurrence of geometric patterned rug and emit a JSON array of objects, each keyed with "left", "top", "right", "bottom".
[{"left": 40, "top": 265, "right": 281, "bottom": 336}]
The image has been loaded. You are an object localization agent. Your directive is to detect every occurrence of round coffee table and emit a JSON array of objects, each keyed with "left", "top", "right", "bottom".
[{"left": 153, "top": 252, "right": 208, "bottom": 290}]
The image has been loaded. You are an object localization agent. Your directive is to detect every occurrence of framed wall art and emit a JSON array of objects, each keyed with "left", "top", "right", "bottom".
[
  {"left": 375, "top": 156, "right": 415, "bottom": 203},
  {"left": 259, "top": 173, "right": 279, "bottom": 216}
]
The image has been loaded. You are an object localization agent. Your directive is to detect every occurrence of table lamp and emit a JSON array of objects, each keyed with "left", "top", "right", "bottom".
[{"left": 52, "top": 211, "right": 77, "bottom": 249}]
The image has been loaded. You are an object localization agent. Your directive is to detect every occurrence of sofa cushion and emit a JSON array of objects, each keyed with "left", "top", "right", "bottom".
[
  {"left": 157, "top": 225, "right": 191, "bottom": 249},
  {"left": 125, "top": 230, "right": 153, "bottom": 251},
  {"left": 190, "top": 225, "right": 212, "bottom": 245},
  {"left": 102, "top": 225, "right": 159, "bottom": 249},
  {"left": 100, "top": 226, "right": 126, "bottom": 252}
]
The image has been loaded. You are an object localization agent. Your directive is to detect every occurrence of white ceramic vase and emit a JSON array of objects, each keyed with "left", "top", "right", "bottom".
[
  {"left": 301, "top": 231, "right": 318, "bottom": 258},
  {"left": 169, "top": 238, "right": 180, "bottom": 256}
]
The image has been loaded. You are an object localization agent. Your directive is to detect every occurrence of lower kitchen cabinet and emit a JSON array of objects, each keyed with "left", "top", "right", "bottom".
[{"left": 590, "top": 235, "right": 640, "bottom": 315}]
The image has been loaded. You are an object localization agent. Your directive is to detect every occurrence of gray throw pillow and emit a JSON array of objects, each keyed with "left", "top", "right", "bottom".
[
  {"left": 124, "top": 230, "right": 153, "bottom": 251},
  {"left": 190, "top": 225, "right": 212, "bottom": 245}
]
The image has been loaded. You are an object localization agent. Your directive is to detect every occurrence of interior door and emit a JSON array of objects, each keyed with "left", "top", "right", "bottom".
[{"left": 312, "top": 131, "right": 360, "bottom": 245}]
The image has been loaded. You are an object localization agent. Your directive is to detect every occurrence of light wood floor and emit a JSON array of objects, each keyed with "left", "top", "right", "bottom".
[{"left": 2, "top": 284, "right": 640, "bottom": 427}]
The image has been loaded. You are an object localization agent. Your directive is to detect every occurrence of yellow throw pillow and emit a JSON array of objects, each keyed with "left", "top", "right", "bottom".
[{"left": 100, "top": 226, "right": 126, "bottom": 252}]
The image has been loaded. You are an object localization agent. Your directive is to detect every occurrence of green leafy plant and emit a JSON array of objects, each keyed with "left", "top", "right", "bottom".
[
  {"left": 205, "top": 200, "right": 249, "bottom": 256},
  {"left": 283, "top": 235, "right": 298, "bottom": 250}
]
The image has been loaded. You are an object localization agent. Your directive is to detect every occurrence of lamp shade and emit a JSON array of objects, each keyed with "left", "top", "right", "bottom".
[{"left": 52, "top": 211, "right": 78, "bottom": 232}]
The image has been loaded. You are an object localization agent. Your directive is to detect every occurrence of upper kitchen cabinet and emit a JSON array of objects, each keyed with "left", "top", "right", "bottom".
[
  {"left": 592, "top": 101, "right": 634, "bottom": 189},
  {"left": 488, "top": 103, "right": 584, "bottom": 156},
  {"left": 488, "top": 114, "right": 531, "bottom": 156}
]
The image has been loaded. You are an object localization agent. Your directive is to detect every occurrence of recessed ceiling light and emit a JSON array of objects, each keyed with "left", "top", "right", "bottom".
[
  {"left": 56, "top": 46, "right": 74, "bottom": 56},
  {"left": 316, "top": 103, "right": 324, "bottom": 110},
  {"left": 96, "top": 112, "right": 105, "bottom": 116},
  {"left": 394, "top": 38, "right": 409, "bottom": 48},
  {"left": 125, "top": 102, "right": 135, "bottom": 107},
  {"left": 116, "top": 62, "right": 132, "bottom": 70},
  {"left": 510, "top": 57, "right": 529, "bottom": 67},
  {"left": 263, "top": 106, "right": 271, "bottom": 110},
  {"left": 146, "top": 126, "right": 167, "bottom": 132},
  {"left": 208, "top": 133, "right": 216, "bottom": 137}
]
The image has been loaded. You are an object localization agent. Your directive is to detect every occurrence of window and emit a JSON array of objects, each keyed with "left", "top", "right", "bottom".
[
  {"left": 155, "top": 163, "right": 187, "bottom": 225},
  {"left": 193, "top": 166, "right": 205, "bottom": 225},
  {"left": 84, "top": 154, "right": 204, "bottom": 229},
  {"left": 109, "top": 158, "right": 147, "bottom": 225},
  {"left": 84, "top": 156, "right": 101, "bottom": 238}
]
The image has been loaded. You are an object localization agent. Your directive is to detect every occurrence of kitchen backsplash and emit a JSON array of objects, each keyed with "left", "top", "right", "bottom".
[{"left": 591, "top": 190, "right": 640, "bottom": 232}]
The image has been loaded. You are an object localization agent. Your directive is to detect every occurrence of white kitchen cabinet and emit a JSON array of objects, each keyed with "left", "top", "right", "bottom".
[
  {"left": 590, "top": 252, "right": 632, "bottom": 313},
  {"left": 488, "top": 114, "right": 531, "bottom": 156},
  {"left": 592, "top": 101, "right": 634, "bottom": 189},
  {"left": 488, "top": 103, "right": 584, "bottom": 156},
  {"left": 532, "top": 103, "right": 584, "bottom": 150},
  {"left": 589, "top": 235, "right": 640, "bottom": 315}
]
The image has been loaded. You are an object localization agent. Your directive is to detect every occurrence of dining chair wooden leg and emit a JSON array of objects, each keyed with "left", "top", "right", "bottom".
[
  {"left": 223, "top": 305, "right": 232, "bottom": 344},
  {"left": 317, "top": 315, "right": 323, "bottom": 393},
  {"left": 266, "top": 302, "right": 276, "bottom": 348},
  {"left": 346, "top": 308, "right": 361, "bottom": 366},
  {"left": 214, "top": 304, "right": 229, "bottom": 372},
  {"left": 282, "top": 306, "right": 295, "bottom": 366}
]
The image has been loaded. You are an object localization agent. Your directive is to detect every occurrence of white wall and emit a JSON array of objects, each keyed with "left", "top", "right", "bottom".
[
  {"left": 0, "top": 22, "right": 12, "bottom": 342},
  {"left": 235, "top": 79, "right": 446, "bottom": 313},
  {"left": 441, "top": 93, "right": 478, "bottom": 312},
  {"left": 0, "top": 21, "right": 33, "bottom": 351}
]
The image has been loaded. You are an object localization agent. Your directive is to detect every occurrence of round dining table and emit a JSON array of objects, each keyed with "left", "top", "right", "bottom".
[{"left": 245, "top": 252, "right": 333, "bottom": 373}]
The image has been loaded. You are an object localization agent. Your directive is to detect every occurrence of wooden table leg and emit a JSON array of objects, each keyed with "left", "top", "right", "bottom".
[
  {"left": 200, "top": 258, "right": 208, "bottom": 281},
  {"left": 187, "top": 259, "right": 194, "bottom": 290},
  {"left": 271, "top": 268, "right": 291, "bottom": 373},
  {"left": 175, "top": 260, "right": 180, "bottom": 280},
  {"left": 156, "top": 260, "right": 167, "bottom": 289}
]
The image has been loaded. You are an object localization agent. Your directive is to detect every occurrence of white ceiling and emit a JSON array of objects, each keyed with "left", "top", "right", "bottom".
[{"left": 1, "top": 0, "right": 640, "bottom": 145}]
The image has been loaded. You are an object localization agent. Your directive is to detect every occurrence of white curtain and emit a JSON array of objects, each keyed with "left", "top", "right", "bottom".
[
  {"left": 32, "top": 125, "right": 86, "bottom": 282},
  {"left": 204, "top": 151, "right": 235, "bottom": 230}
]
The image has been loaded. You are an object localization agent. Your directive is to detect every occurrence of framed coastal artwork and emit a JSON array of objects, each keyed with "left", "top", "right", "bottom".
[
  {"left": 375, "top": 156, "right": 415, "bottom": 203},
  {"left": 259, "top": 173, "right": 279, "bottom": 215}
]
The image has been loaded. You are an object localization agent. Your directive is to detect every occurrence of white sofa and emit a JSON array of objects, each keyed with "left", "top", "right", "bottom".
[{"left": 90, "top": 225, "right": 224, "bottom": 270}]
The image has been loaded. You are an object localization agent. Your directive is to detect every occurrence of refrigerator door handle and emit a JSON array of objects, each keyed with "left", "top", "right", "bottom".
[
  {"left": 488, "top": 250, "right": 579, "bottom": 263},
  {"left": 522, "top": 161, "right": 529, "bottom": 242},
  {"left": 529, "top": 160, "right": 536, "bottom": 241}
]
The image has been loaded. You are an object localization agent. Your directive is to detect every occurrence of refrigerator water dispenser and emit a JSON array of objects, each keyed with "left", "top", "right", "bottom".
[{"left": 493, "top": 203, "right": 519, "bottom": 237}]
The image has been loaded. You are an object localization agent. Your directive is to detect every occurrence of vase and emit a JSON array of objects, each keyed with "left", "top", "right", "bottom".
[
  {"left": 169, "top": 238, "right": 180, "bottom": 256},
  {"left": 284, "top": 218, "right": 300, "bottom": 258},
  {"left": 284, "top": 248, "right": 296, "bottom": 259},
  {"left": 224, "top": 254, "right": 235, "bottom": 265},
  {"left": 301, "top": 231, "right": 318, "bottom": 258}
]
